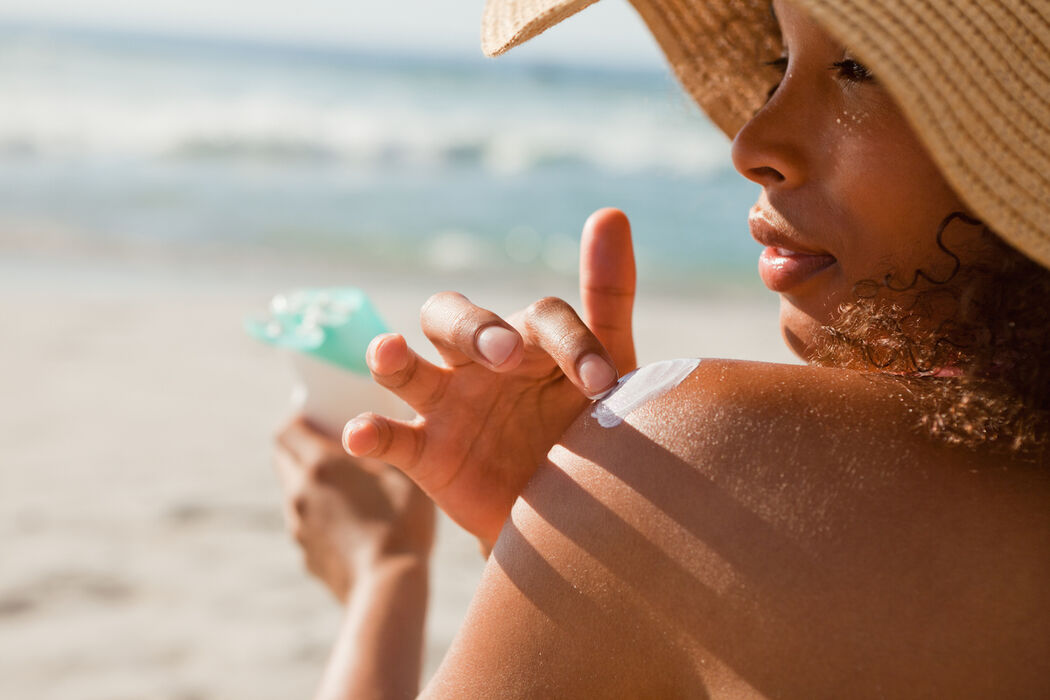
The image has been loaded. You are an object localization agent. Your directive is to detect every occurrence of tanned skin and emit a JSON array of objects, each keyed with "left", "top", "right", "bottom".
[{"left": 276, "top": 1, "right": 1050, "bottom": 696}]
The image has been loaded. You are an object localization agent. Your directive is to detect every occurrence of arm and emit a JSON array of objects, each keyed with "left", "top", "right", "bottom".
[
  {"left": 422, "top": 360, "right": 1050, "bottom": 697},
  {"left": 276, "top": 209, "right": 636, "bottom": 697},
  {"left": 275, "top": 419, "right": 434, "bottom": 699},
  {"left": 316, "top": 555, "right": 428, "bottom": 700}
]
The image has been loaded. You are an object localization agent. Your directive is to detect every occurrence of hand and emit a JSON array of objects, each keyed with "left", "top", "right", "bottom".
[
  {"left": 275, "top": 417, "right": 435, "bottom": 603},
  {"left": 342, "top": 208, "right": 636, "bottom": 545}
]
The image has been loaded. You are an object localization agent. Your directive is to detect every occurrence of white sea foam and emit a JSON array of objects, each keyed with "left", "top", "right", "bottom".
[
  {"left": 0, "top": 27, "right": 762, "bottom": 284},
  {"left": 0, "top": 31, "right": 730, "bottom": 176}
]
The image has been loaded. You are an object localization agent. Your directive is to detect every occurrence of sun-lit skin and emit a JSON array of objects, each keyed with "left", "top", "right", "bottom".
[
  {"left": 275, "top": 2, "right": 1050, "bottom": 696},
  {"left": 733, "top": 0, "right": 987, "bottom": 360}
]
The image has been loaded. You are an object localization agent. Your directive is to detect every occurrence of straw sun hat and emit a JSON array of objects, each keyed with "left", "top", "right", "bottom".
[{"left": 481, "top": 0, "right": 1050, "bottom": 270}]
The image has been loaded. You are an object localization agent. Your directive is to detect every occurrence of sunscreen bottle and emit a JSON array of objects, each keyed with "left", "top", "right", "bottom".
[{"left": 246, "top": 288, "right": 398, "bottom": 438}]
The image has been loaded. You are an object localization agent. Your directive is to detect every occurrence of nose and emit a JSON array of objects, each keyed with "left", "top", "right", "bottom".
[{"left": 731, "top": 88, "right": 808, "bottom": 189}]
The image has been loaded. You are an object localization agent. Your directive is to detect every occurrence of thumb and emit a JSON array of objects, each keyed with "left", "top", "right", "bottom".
[{"left": 579, "top": 208, "right": 637, "bottom": 374}]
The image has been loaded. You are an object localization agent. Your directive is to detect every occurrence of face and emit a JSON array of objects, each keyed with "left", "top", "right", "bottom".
[{"left": 731, "top": 0, "right": 987, "bottom": 360}]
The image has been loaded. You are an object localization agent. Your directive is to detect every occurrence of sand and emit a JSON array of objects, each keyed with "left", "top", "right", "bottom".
[{"left": 0, "top": 246, "right": 796, "bottom": 699}]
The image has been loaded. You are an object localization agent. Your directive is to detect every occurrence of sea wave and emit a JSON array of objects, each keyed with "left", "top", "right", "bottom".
[
  {"left": 0, "top": 25, "right": 761, "bottom": 287},
  {"left": 0, "top": 29, "right": 731, "bottom": 176},
  {"left": 0, "top": 91, "right": 729, "bottom": 176}
]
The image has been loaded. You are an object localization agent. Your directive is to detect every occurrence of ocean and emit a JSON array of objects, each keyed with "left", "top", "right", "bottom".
[{"left": 0, "top": 23, "right": 765, "bottom": 292}]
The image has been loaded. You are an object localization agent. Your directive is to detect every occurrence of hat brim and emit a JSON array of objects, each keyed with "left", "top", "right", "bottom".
[
  {"left": 482, "top": 0, "right": 603, "bottom": 56},
  {"left": 482, "top": 0, "right": 1050, "bottom": 270},
  {"left": 483, "top": 0, "right": 782, "bottom": 142}
]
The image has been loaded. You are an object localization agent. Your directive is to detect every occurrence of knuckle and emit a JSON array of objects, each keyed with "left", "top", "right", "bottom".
[
  {"left": 524, "top": 297, "right": 594, "bottom": 356},
  {"left": 420, "top": 290, "right": 464, "bottom": 319},
  {"left": 272, "top": 423, "right": 296, "bottom": 451},
  {"left": 271, "top": 426, "right": 287, "bottom": 445},
  {"left": 372, "top": 418, "right": 395, "bottom": 458},
  {"left": 292, "top": 494, "right": 309, "bottom": 518},
  {"left": 581, "top": 282, "right": 635, "bottom": 299},
  {"left": 303, "top": 459, "right": 329, "bottom": 482},
  {"left": 409, "top": 429, "right": 426, "bottom": 472},
  {"left": 431, "top": 370, "right": 452, "bottom": 404},
  {"left": 307, "top": 454, "right": 347, "bottom": 483},
  {"left": 399, "top": 427, "right": 427, "bottom": 477},
  {"left": 557, "top": 326, "right": 594, "bottom": 356},
  {"left": 355, "top": 412, "right": 382, "bottom": 435},
  {"left": 526, "top": 296, "right": 570, "bottom": 319},
  {"left": 419, "top": 294, "right": 440, "bottom": 319},
  {"left": 420, "top": 371, "right": 451, "bottom": 414},
  {"left": 449, "top": 307, "right": 479, "bottom": 345},
  {"left": 372, "top": 352, "right": 417, "bottom": 388},
  {"left": 588, "top": 319, "right": 629, "bottom": 334},
  {"left": 291, "top": 522, "right": 307, "bottom": 545}
]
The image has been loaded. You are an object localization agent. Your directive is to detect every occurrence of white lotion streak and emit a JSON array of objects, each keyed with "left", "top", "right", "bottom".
[{"left": 591, "top": 358, "right": 700, "bottom": 428}]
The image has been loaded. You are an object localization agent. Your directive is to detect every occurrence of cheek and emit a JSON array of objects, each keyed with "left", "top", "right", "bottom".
[{"left": 827, "top": 133, "right": 962, "bottom": 281}]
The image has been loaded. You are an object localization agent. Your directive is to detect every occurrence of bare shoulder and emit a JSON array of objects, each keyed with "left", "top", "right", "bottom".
[{"left": 428, "top": 360, "right": 1050, "bottom": 698}]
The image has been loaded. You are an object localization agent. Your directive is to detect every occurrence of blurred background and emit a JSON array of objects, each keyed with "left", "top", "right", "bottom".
[{"left": 0, "top": 1, "right": 793, "bottom": 697}]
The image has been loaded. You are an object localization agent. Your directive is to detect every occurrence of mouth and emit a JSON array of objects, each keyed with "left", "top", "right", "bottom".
[
  {"left": 749, "top": 211, "right": 837, "bottom": 293},
  {"left": 757, "top": 247, "right": 838, "bottom": 292}
]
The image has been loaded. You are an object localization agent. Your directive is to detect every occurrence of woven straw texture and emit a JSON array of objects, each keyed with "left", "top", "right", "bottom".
[{"left": 481, "top": 0, "right": 1050, "bottom": 270}]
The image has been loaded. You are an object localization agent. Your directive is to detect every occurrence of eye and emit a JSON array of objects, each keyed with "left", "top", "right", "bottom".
[
  {"left": 764, "top": 56, "right": 788, "bottom": 99},
  {"left": 830, "top": 58, "right": 875, "bottom": 83}
]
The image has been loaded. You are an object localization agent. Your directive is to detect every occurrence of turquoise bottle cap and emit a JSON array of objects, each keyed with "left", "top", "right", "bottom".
[{"left": 244, "top": 287, "right": 389, "bottom": 376}]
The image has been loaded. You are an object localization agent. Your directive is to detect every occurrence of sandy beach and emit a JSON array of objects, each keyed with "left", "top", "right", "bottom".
[
  {"left": 0, "top": 243, "right": 796, "bottom": 699},
  {"left": 1, "top": 12, "right": 797, "bottom": 698}
]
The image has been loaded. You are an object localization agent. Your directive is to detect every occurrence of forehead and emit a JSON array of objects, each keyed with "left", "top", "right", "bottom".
[
  {"left": 772, "top": 0, "right": 801, "bottom": 25},
  {"left": 772, "top": 1, "right": 842, "bottom": 54}
]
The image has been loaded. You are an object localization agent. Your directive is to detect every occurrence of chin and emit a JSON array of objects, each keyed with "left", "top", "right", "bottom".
[{"left": 777, "top": 297, "right": 831, "bottom": 363}]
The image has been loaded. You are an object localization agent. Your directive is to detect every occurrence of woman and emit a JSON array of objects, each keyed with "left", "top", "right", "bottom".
[{"left": 275, "top": 0, "right": 1050, "bottom": 696}]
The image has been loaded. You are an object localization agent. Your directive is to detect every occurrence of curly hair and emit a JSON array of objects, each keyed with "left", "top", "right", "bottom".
[{"left": 813, "top": 213, "right": 1050, "bottom": 456}]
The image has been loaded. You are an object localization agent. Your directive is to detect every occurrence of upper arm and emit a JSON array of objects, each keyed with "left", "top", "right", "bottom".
[
  {"left": 424, "top": 360, "right": 1050, "bottom": 698},
  {"left": 421, "top": 364, "right": 724, "bottom": 697},
  {"left": 422, "top": 438, "right": 698, "bottom": 697}
]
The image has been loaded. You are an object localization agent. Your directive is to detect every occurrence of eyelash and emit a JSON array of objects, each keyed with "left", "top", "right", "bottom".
[
  {"left": 764, "top": 57, "right": 788, "bottom": 99},
  {"left": 763, "top": 56, "right": 875, "bottom": 99},
  {"left": 830, "top": 58, "right": 875, "bottom": 83}
]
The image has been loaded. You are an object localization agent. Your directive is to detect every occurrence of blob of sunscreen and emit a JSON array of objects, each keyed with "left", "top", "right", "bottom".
[{"left": 591, "top": 358, "right": 701, "bottom": 428}]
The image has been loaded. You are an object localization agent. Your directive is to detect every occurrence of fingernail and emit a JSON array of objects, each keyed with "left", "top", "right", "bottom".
[
  {"left": 371, "top": 334, "right": 407, "bottom": 374},
  {"left": 476, "top": 325, "right": 518, "bottom": 367},
  {"left": 578, "top": 353, "right": 617, "bottom": 399},
  {"left": 342, "top": 418, "right": 377, "bottom": 456}
]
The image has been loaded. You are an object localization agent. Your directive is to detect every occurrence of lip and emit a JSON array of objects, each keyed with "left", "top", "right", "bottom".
[
  {"left": 749, "top": 211, "right": 837, "bottom": 292},
  {"left": 757, "top": 247, "right": 838, "bottom": 292}
]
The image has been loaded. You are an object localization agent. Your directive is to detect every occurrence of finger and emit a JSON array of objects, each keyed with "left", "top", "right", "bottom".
[
  {"left": 520, "top": 296, "right": 619, "bottom": 400},
  {"left": 273, "top": 449, "right": 309, "bottom": 532},
  {"left": 367, "top": 333, "right": 454, "bottom": 414},
  {"left": 419, "top": 291, "right": 524, "bottom": 371},
  {"left": 275, "top": 416, "right": 339, "bottom": 466},
  {"left": 579, "top": 208, "right": 637, "bottom": 373},
  {"left": 342, "top": 413, "right": 426, "bottom": 479},
  {"left": 273, "top": 443, "right": 302, "bottom": 492}
]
